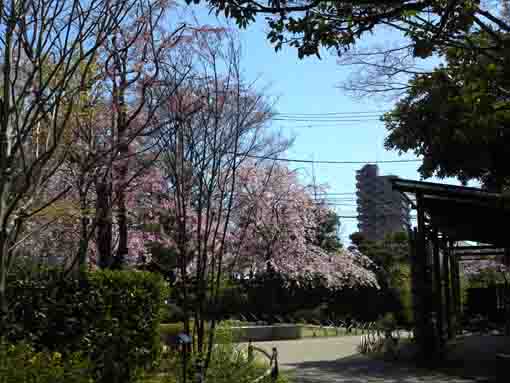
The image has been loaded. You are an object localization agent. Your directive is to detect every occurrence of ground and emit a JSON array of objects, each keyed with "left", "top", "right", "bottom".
[{"left": 250, "top": 336, "right": 500, "bottom": 383}]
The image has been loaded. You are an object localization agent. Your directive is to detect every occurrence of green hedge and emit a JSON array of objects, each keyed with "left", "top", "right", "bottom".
[
  {"left": 0, "top": 342, "right": 91, "bottom": 383},
  {"left": 3, "top": 269, "right": 166, "bottom": 383}
]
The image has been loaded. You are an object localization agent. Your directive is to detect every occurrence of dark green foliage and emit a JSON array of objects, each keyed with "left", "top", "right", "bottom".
[
  {"left": 240, "top": 272, "right": 329, "bottom": 319},
  {"left": 349, "top": 232, "right": 413, "bottom": 325},
  {"left": 3, "top": 268, "right": 165, "bottom": 383},
  {"left": 384, "top": 32, "right": 510, "bottom": 191},
  {"left": 164, "top": 271, "right": 386, "bottom": 324},
  {"left": 205, "top": 282, "right": 249, "bottom": 319},
  {"left": 312, "top": 210, "right": 343, "bottom": 252},
  {"left": 349, "top": 232, "right": 367, "bottom": 248},
  {"left": 184, "top": 0, "right": 485, "bottom": 60},
  {"left": 234, "top": 271, "right": 386, "bottom": 322},
  {"left": 329, "top": 286, "right": 396, "bottom": 323},
  {"left": 85, "top": 271, "right": 165, "bottom": 383},
  {"left": 141, "top": 242, "right": 178, "bottom": 284},
  {"left": 0, "top": 341, "right": 92, "bottom": 383},
  {"left": 160, "top": 302, "right": 185, "bottom": 323}
]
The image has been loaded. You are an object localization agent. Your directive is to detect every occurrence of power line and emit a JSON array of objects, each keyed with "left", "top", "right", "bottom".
[
  {"left": 274, "top": 115, "right": 381, "bottom": 120},
  {"left": 312, "top": 192, "right": 356, "bottom": 195},
  {"left": 275, "top": 123, "right": 379, "bottom": 129},
  {"left": 276, "top": 110, "right": 387, "bottom": 116},
  {"left": 273, "top": 118, "right": 381, "bottom": 123},
  {"left": 239, "top": 153, "right": 420, "bottom": 165}
]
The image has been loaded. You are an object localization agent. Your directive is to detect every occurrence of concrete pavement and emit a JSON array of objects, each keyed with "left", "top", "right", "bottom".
[{"left": 249, "top": 336, "right": 487, "bottom": 383}]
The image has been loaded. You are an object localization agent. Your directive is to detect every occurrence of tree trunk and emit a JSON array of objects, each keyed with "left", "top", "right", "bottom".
[
  {"left": 113, "top": 46, "right": 128, "bottom": 269},
  {"left": 0, "top": 234, "right": 7, "bottom": 316},
  {"left": 115, "top": 143, "right": 129, "bottom": 269},
  {"left": 96, "top": 180, "right": 113, "bottom": 268},
  {"left": 77, "top": 190, "right": 90, "bottom": 269},
  {"left": 0, "top": 231, "right": 10, "bottom": 324}
]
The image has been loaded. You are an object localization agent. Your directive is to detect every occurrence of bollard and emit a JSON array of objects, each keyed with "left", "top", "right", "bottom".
[{"left": 271, "top": 347, "right": 279, "bottom": 381}]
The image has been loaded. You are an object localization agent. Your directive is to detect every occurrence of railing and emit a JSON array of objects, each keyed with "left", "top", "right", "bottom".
[
  {"left": 247, "top": 341, "right": 279, "bottom": 383},
  {"left": 358, "top": 323, "right": 414, "bottom": 358},
  {"left": 230, "top": 313, "right": 385, "bottom": 337}
]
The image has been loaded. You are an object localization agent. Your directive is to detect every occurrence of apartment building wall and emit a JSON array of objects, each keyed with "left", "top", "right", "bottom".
[{"left": 356, "top": 164, "right": 411, "bottom": 241}]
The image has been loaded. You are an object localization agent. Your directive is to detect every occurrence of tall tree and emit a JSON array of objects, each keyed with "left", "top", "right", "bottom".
[
  {"left": 0, "top": 0, "right": 138, "bottom": 313},
  {"left": 349, "top": 231, "right": 412, "bottom": 323},
  {"left": 96, "top": 0, "right": 186, "bottom": 269},
  {"left": 151, "top": 29, "right": 288, "bottom": 379},
  {"left": 190, "top": 0, "right": 509, "bottom": 61},
  {"left": 229, "top": 162, "right": 377, "bottom": 289},
  {"left": 383, "top": 31, "right": 510, "bottom": 191},
  {"left": 312, "top": 209, "right": 343, "bottom": 252}
]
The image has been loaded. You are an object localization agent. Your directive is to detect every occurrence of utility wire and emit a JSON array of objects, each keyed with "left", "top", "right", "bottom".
[
  {"left": 275, "top": 110, "right": 387, "bottom": 116},
  {"left": 338, "top": 216, "right": 417, "bottom": 219},
  {"left": 273, "top": 118, "right": 381, "bottom": 123},
  {"left": 239, "top": 153, "right": 420, "bottom": 165},
  {"left": 311, "top": 192, "right": 356, "bottom": 195}
]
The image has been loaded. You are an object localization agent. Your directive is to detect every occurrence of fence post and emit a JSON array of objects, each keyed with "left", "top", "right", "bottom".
[
  {"left": 271, "top": 347, "right": 278, "bottom": 381},
  {"left": 248, "top": 340, "right": 254, "bottom": 362}
]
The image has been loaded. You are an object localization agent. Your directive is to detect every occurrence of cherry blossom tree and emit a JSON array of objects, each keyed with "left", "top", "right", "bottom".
[
  {"left": 94, "top": 0, "right": 189, "bottom": 269},
  {"left": 229, "top": 162, "right": 378, "bottom": 289},
  {"left": 463, "top": 259, "right": 509, "bottom": 281},
  {"left": 148, "top": 28, "right": 292, "bottom": 379},
  {"left": 0, "top": 0, "right": 151, "bottom": 313}
]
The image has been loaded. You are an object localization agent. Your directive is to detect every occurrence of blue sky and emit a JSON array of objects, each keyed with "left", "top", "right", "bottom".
[{"left": 186, "top": 5, "right": 465, "bottom": 242}]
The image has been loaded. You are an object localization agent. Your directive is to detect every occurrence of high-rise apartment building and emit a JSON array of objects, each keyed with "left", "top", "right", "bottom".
[{"left": 356, "top": 164, "right": 411, "bottom": 241}]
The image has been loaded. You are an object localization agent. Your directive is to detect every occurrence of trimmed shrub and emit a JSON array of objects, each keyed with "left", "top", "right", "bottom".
[
  {"left": 0, "top": 341, "right": 91, "bottom": 383},
  {"left": 86, "top": 271, "right": 165, "bottom": 383},
  {"left": 3, "top": 269, "right": 165, "bottom": 383}
]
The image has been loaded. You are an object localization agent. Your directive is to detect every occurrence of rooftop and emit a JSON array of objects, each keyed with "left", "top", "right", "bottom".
[{"left": 391, "top": 178, "right": 510, "bottom": 247}]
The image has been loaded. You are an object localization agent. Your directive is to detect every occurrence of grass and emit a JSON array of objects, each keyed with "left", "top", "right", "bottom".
[
  {"left": 151, "top": 323, "right": 294, "bottom": 383},
  {"left": 139, "top": 343, "right": 290, "bottom": 383}
]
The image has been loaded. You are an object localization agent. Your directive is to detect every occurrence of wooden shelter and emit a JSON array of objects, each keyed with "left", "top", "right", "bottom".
[{"left": 391, "top": 179, "right": 510, "bottom": 362}]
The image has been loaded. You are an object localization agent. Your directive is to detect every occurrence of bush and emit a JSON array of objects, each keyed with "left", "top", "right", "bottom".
[
  {"left": 160, "top": 302, "right": 185, "bottom": 323},
  {"left": 156, "top": 323, "right": 272, "bottom": 383},
  {"left": 4, "top": 269, "right": 166, "bottom": 383},
  {"left": 0, "top": 341, "right": 91, "bottom": 383},
  {"left": 86, "top": 271, "right": 165, "bottom": 383}
]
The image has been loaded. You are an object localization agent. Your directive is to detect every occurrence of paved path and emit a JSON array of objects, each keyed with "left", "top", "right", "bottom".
[{"left": 249, "top": 337, "right": 487, "bottom": 383}]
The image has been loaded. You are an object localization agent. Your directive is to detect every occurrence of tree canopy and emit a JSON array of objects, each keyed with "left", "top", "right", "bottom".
[
  {"left": 383, "top": 31, "right": 510, "bottom": 190},
  {"left": 191, "top": 0, "right": 509, "bottom": 59}
]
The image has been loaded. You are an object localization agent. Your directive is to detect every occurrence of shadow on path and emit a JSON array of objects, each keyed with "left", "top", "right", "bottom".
[{"left": 284, "top": 354, "right": 490, "bottom": 383}]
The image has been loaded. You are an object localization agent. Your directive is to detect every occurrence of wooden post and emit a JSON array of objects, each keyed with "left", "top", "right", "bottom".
[
  {"left": 271, "top": 347, "right": 279, "bottom": 381},
  {"left": 450, "top": 246, "right": 458, "bottom": 336},
  {"left": 432, "top": 229, "right": 444, "bottom": 357},
  {"left": 450, "top": 243, "right": 462, "bottom": 334},
  {"left": 442, "top": 239, "right": 453, "bottom": 340},
  {"left": 409, "top": 227, "right": 423, "bottom": 352},
  {"left": 505, "top": 249, "right": 510, "bottom": 336},
  {"left": 248, "top": 340, "right": 254, "bottom": 362},
  {"left": 415, "top": 193, "right": 434, "bottom": 361}
]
